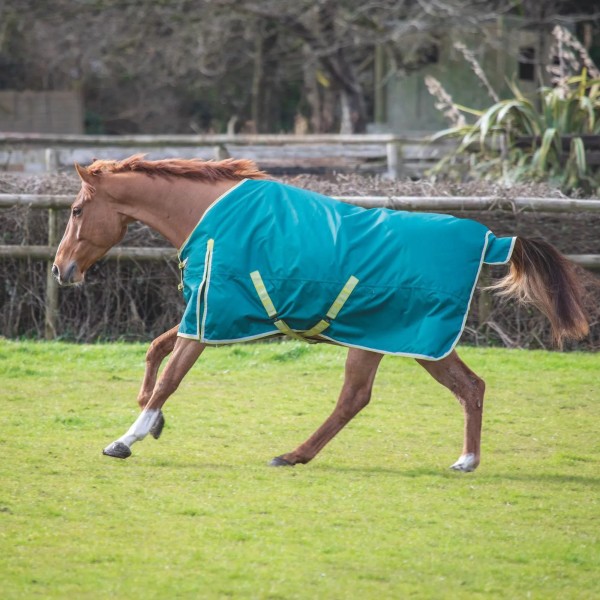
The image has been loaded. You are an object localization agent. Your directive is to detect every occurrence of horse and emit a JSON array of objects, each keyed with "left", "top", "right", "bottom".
[{"left": 52, "top": 155, "right": 589, "bottom": 472}]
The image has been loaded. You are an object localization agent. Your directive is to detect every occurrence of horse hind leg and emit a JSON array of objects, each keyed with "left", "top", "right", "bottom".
[
  {"left": 416, "top": 351, "right": 485, "bottom": 472},
  {"left": 271, "top": 348, "right": 383, "bottom": 466}
]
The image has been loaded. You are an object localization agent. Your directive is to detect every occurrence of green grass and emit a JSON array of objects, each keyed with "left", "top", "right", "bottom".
[{"left": 0, "top": 340, "right": 598, "bottom": 599}]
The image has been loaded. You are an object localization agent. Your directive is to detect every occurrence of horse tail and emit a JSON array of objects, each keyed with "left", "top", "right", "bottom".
[{"left": 490, "top": 237, "right": 589, "bottom": 346}]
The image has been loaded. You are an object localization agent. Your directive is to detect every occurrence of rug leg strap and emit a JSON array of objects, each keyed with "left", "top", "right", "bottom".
[
  {"left": 303, "top": 275, "right": 359, "bottom": 338},
  {"left": 250, "top": 271, "right": 359, "bottom": 343},
  {"left": 251, "top": 270, "right": 307, "bottom": 341},
  {"left": 273, "top": 319, "right": 312, "bottom": 343}
]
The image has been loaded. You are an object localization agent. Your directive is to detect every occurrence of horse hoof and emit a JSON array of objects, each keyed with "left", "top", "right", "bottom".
[
  {"left": 450, "top": 453, "right": 478, "bottom": 472},
  {"left": 103, "top": 441, "right": 132, "bottom": 459},
  {"left": 150, "top": 411, "right": 165, "bottom": 440},
  {"left": 269, "top": 455, "right": 294, "bottom": 467}
]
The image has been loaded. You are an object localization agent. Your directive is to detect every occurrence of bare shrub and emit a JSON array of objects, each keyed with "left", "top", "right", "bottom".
[{"left": 0, "top": 172, "right": 598, "bottom": 350}]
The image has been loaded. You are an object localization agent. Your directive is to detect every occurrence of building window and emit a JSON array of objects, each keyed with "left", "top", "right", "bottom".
[
  {"left": 518, "top": 47, "right": 535, "bottom": 81},
  {"left": 425, "top": 44, "right": 439, "bottom": 65}
]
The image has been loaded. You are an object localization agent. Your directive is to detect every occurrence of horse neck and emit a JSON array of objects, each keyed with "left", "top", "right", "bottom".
[{"left": 107, "top": 174, "right": 238, "bottom": 248}]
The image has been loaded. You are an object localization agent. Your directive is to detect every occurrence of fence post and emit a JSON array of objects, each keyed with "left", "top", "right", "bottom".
[
  {"left": 213, "top": 144, "right": 230, "bottom": 160},
  {"left": 386, "top": 140, "right": 402, "bottom": 179},
  {"left": 44, "top": 149, "right": 59, "bottom": 340}
]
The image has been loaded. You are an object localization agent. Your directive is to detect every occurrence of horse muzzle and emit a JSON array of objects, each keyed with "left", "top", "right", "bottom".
[{"left": 52, "top": 261, "right": 83, "bottom": 286}]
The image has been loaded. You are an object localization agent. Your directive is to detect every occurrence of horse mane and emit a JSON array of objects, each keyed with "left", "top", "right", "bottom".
[{"left": 86, "top": 154, "right": 267, "bottom": 182}]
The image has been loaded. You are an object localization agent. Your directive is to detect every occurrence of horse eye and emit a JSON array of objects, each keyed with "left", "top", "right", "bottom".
[{"left": 72, "top": 206, "right": 82, "bottom": 217}]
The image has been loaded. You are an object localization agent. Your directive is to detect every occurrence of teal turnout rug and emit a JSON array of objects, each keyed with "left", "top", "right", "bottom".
[{"left": 177, "top": 179, "right": 515, "bottom": 360}]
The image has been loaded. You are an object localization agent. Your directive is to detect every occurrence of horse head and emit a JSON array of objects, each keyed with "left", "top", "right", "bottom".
[{"left": 52, "top": 163, "right": 130, "bottom": 285}]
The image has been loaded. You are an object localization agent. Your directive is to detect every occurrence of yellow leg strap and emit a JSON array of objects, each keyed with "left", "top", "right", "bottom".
[
  {"left": 250, "top": 271, "right": 277, "bottom": 318},
  {"left": 251, "top": 271, "right": 307, "bottom": 342},
  {"left": 273, "top": 319, "right": 312, "bottom": 342},
  {"left": 303, "top": 275, "right": 359, "bottom": 338},
  {"left": 250, "top": 270, "right": 359, "bottom": 343}
]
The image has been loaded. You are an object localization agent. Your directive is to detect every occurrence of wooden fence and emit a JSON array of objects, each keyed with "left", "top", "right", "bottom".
[
  {"left": 1, "top": 192, "right": 600, "bottom": 339},
  {"left": 0, "top": 133, "right": 450, "bottom": 179},
  {"left": 4, "top": 133, "right": 600, "bottom": 177}
]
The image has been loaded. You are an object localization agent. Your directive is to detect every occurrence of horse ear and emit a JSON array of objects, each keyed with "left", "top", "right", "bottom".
[{"left": 74, "top": 162, "right": 95, "bottom": 184}]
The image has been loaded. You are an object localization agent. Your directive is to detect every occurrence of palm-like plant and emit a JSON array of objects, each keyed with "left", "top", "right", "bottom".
[{"left": 428, "top": 28, "right": 600, "bottom": 194}]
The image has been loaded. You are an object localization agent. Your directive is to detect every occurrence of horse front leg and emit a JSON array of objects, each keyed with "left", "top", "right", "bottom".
[
  {"left": 271, "top": 348, "right": 383, "bottom": 467},
  {"left": 416, "top": 351, "right": 485, "bottom": 472},
  {"left": 136, "top": 325, "right": 179, "bottom": 440},
  {"left": 103, "top": 337, "right": 205, "bottom": 459}
]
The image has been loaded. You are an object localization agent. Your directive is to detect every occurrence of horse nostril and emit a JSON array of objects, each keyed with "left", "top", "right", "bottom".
[{"left": 51, "top": 264, "right": 60, "bottom": 279}]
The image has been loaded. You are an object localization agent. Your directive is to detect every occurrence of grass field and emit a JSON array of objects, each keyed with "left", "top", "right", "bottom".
[{"left": 0, "top": 339, "right": 598, "bottom": 599}]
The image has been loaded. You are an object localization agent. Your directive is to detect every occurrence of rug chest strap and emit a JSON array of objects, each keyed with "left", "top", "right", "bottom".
[{"left": 250, "top": 271, "right": 358, "bottom": 343}]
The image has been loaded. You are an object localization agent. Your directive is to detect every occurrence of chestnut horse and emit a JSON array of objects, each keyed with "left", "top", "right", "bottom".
[{"left": 53, "top": 156, "right": 588, "bottom": 472}]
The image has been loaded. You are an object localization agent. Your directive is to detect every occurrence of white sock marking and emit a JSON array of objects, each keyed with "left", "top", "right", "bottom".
[
  {"left": 450, "top": 453, "right": 478, "bottom": 472},
  {"left": 116, "top": 409, "right": 160, "bottom": 448}
]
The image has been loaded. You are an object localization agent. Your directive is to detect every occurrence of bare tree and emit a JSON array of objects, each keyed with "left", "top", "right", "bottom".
[
  {"left": 2, "top": 0, "right": 597, "bottom": 134},
  {"left": 224, "top": 0, "right": 528, "bottom": 132},
  {"left": 2, "top": 0, "right": 257, "bottom": 132}
]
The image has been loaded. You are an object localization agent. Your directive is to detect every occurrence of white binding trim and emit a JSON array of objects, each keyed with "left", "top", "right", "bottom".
[
  {"left": 433, "top": 230, "right": 492, "bottom": 360},
  {"left": 177, "top": 239, "right": 214, "bottom": 340},
  {"left": 200, "top": 241, "right": 215, "bottom": 342},
  {"left": 485, "top": 235, "right": 517, "bottom": 265},
  {"left": 177, "top": 332, "right": 200, "bottom": 340}
]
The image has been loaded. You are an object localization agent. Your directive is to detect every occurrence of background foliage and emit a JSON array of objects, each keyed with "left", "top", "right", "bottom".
[
  {"left": 428, "top": 26, "right": 600, "bottom": 193},
  {"left": 1, "top": 0, "right": 596, "bottom": 134}
]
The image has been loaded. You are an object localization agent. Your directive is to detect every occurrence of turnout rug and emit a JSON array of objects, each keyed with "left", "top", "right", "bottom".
[{"left": 177, "top": 179, "right": 515, "bottom": 360}]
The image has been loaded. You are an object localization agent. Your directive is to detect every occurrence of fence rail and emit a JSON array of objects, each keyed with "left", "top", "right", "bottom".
[
  {"left": 1, "top": 192, "right": 599, "bottom": 339},
  {"left": 3, "top": 193, "right": 600, "bottom": 212},
  {"left": 0, "top": 133, "right": 447, "bottom": 179},
  {"left": 0, "top": 132, "right": 415, "bottom": 146},
  {"left": 0, "top": 245, "right": 175, "bottom": 260}
]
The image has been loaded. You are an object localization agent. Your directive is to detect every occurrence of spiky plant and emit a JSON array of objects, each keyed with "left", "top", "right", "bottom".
[{"left": 428, "top": 28, "right": 600, "bottom": 194}]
